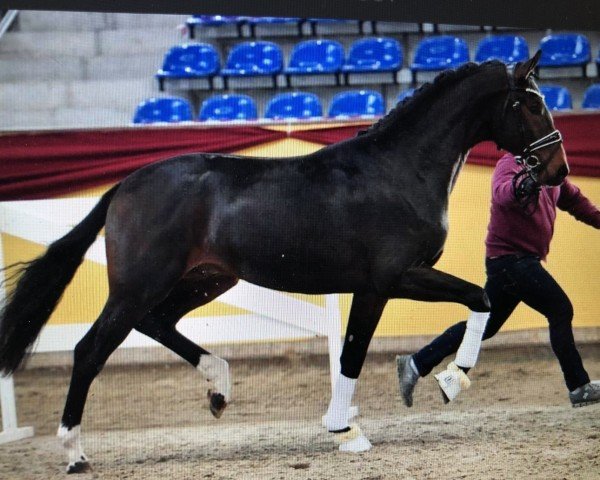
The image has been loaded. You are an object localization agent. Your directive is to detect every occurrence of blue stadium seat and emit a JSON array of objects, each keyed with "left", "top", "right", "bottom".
[
  {"left": 475, "top": 35, "right": 529, "bottom": 64},
  {"left": 582, "top": 84, "right": 600, "bottom": 109},
  {"left": 341, "top": 37, "right": 402, "bottom": 84},
  {"left": 306, "top": 18, "right": 351, "bottom": 24},
  {"left": 538, "top": 33, "right": 591, "bottom": 77},
  {"left": 328, "top": 90, "right": 385, "bottom": 118},
  {"left": 411, "top": 36, "right": 469, "bottom": 82},
  {"left": 540, "top": 85, "right": 573, "bottom": 111},
  {"left": 265, "top": 92, "right": 323, "bottom": 120},
  {"left": 285, "top": 40, "right": 344, "bottom": 86},
  {"left": 246, "top": 17, "right": 302, "bottom": 25},
  {"left": 198, "top": 94, "right": 258, "bottom": 121},
  {"left": 186, "top": 15, "right": 245, "bottom": 39},
  {"left": 156, "top": 44, "right": 220, "bottom": 91},
  {"left": 396, "top": 88, "right": 416, "bottom": 103},
  {"left": 221, "top": 41, "right": 283, "bottom": 88},
  {"left": 285, "top": 40, "right": 344, "bottom": 75},
  {"left": 187, "top": 15, "right": 241, "bottom": 27},
  {"left": 132, "top": 97, "right": 194, "bottom": 124}
]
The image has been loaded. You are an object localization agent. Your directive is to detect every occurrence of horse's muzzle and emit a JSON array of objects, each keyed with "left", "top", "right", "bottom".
[
  {"left": 555, "top": 164, "right": 569, "bottom": 183},
  {"left": 541, "top": 145, "right": 569, "bottom": 186},
  {"left": 547, "top": 157, "right": 570, "bottom": 185}
]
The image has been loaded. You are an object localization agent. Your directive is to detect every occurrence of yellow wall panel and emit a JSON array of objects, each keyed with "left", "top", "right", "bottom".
[{"left": 1, "top": 235, "right": 250, "bottom": 326}]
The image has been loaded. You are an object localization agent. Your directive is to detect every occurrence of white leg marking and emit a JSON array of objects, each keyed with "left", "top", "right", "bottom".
[
  {"left": 57, "top": 424, "right": 87, "bottom": 470},
  {"left": 324, "top": 376, "right": 372, "bottom": 453},
  {"left": 325, "top": 374, "right": 356, "bottom": 431},
  {"left": 455, "top": 310, "right": 489, "bottom": 369},
  {"left": 197, "top": 355, "right": 231, "bottom": 402}
]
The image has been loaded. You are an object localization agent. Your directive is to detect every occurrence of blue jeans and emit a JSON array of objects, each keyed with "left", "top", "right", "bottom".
[{"left": 412, "top": 254, "right": 590, "bottom": 392}]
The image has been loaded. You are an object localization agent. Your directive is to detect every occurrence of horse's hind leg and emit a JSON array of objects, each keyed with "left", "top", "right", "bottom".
[
  {"left": 134, "top": 273, "right": 238, "bottom": 418},
  {"left": 57, "top": 296, "right": 151, "bottom": 473}
]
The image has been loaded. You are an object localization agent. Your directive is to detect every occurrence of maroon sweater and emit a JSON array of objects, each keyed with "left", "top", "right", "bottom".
[{"left": 485, "top": 154, "right": 600, "bottom": 261}]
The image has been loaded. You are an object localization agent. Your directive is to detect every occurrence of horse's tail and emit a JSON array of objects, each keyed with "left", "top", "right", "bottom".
[{"left": 0, "top": 184, "right": 120, "bottom": 375}]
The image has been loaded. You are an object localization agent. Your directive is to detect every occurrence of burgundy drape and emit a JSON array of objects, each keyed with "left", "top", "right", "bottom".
[
  {"left": 1, "top": 113, "right": 599, "bottom": 200},
  {"left": 0, "top": 126, "right": 286, "bottom": 200}
]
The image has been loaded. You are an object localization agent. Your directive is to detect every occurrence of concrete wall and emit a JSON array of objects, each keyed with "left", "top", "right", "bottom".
[{"left": 1, "top": 11, "right": 599, "bottom": 131}]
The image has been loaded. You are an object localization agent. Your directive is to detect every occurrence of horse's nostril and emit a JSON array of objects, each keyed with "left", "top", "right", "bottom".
[{"left": 558, "top": 165, "right": 569, "bottom": 178}]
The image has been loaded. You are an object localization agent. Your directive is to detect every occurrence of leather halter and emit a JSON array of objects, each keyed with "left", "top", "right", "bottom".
[{"left": 502, "top": 70, "right": 563, "bottom": 176}]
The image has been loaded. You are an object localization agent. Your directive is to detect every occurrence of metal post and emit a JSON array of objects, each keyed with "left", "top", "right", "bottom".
[
  {"left": 0, "top": 10, "right": 19, "bottom": 42},
  {"left": 0, "top": 212, "right": 34, "bottom": 444}
]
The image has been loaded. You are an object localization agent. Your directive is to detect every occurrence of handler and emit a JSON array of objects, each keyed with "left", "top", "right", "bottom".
[{"left": 398, "top": 152, "right": 600, "bottom": 408}]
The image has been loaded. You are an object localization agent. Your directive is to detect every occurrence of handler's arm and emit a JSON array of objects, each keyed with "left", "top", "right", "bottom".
[
  {"left": 491, "top": 154, "right": 523, "bottom": 207},
  {"left": 557, "top": 179, "right": 600, "bottom": 228}
]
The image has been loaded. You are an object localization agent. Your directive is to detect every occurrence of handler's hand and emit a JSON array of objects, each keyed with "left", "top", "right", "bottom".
[{"left": 514, "top": 173, "right": 541, "bottom": 201}]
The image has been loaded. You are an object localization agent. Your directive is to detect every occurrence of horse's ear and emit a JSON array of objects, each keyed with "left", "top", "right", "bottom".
[{"left": 514, "top": 50, "right": 542, "bottom": 82}]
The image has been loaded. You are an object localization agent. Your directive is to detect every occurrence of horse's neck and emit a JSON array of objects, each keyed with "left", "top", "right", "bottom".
[
  {"left": 379, "top": 66, "right": 507, "bottom": 196},
  {"left": 418, "top": 70, "right": 505, "bottom": 152}
]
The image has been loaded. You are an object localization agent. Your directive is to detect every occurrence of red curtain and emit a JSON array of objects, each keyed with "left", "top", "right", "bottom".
[
  {"left": 1, "top": 113, "right": 599, "bottom": 200},
  {"left": 0, "top": 126, "right": 286, "bottom": 200}
]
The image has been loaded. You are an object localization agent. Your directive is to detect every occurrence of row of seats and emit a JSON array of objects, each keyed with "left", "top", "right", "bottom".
[
  {"left": 399, "top": 84, "right": 599, "bottom": 110},
  {"left": 156, "top": 33, "right": 599, "bottom": 91},
  {"left": 186, "top": 16, "right": 370, "bottom": 38},
  {"left": 184, "top": 16, "right": 548, "bottom": 39},
  {"left": 134, "top": 90, "right": 384, "bottom": 123},
  {"left": 394, "top": 84, "right": 599, "bottom": 110},
  {"left": 133, "top": 84, "right": 600, "bottom": 124},
  {"left": 157, "top": 37, "right": 401, "bottom": 90}
]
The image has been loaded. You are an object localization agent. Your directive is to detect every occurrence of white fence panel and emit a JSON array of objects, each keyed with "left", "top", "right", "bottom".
[{"left": 0, "top": 198, "right": 345, "bottom": 443}]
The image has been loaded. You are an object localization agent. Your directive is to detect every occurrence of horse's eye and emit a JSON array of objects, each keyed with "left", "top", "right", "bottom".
[{"left": 529, "top": 101, "right": 544, "bottom": 115}]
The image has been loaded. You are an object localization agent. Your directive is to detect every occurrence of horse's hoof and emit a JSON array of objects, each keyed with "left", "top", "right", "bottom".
[
  {"left": 339, "top": 434, "right": 372, "bottom": 453},
  {"left": 66, "top": 460, "right": 92, "bottom": 474},
  {"left": 332, "top": 424, "right": 372, "bottom": 453},
  {"left": 207, "top": 389, "right": 227, "bottom": 419},
  {"left": 438, "top": 384, "right": 451, "bottom": 404},
  {"left": 434, "top": 362, "right": 470, "bottom": 403}
]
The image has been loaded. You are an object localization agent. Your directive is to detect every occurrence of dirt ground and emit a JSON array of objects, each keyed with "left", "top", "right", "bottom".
[{"left": 1, "top": 344, "right": 599, "bottom": 480}]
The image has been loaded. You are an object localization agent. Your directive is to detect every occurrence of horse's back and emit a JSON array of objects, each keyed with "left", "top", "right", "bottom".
[
  {"left": 102, "top": 146, "right": 438, "bottom": 294},
  {"left": 103, "top": 150, "right": 377, "bottom": 292}
]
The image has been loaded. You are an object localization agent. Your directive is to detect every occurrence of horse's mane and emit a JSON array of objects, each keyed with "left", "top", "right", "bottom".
[{"left": 361, "top": 60, "right": 507, "bottom": 137}]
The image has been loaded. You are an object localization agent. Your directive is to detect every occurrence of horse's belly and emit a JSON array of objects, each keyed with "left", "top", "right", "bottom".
[
  {"left": 239, "top": 266, "right": 369, "bottom": 294},
  {"left": 214, "top": 234, "right": 370, "bottom": 294}
]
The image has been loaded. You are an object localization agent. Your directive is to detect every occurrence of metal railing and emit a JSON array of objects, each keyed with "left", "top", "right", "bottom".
[{"left": 0, "top": 10, "right": 18, "bottom": 42}]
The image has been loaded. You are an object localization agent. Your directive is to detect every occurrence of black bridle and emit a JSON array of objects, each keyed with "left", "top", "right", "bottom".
[
  {"left": 502, "top": 70, "right": 563, "bottom": 179},
  {"left": 514, "top": 129, "right": 562, "bottom": 175}
]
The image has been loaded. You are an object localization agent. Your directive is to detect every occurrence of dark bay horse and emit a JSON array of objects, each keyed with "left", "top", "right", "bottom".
[{"left": 0, "top": 52, "right": 568, "bottom": 472}]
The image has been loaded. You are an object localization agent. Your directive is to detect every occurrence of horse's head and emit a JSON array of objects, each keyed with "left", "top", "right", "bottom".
[{"left": 493, "top": 51, "right": 569, "bottom": 186}]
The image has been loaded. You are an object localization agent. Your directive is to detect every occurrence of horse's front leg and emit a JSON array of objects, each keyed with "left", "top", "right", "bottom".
[
  {"left": 325, "top": 293, "right": 387, "bottom": 452},
  {"left": 391, "top": 266, "right": 490, "bottom": 311},
  {"left": 390, "top": 266, "right": 490, "bottom": 402}
]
